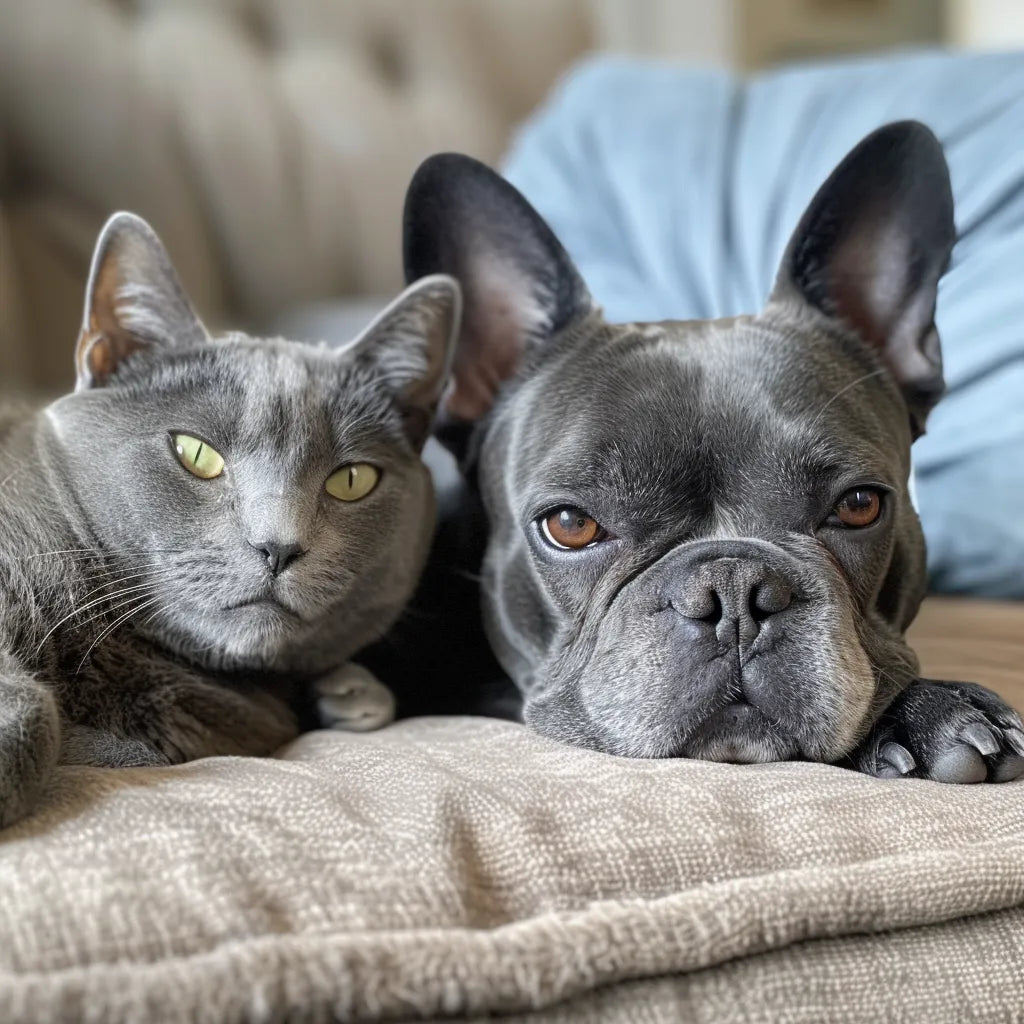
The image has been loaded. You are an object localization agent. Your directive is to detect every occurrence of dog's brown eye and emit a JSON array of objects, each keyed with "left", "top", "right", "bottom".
[
  {"left": 541, "top": 508, "right": 605, "bottom": 550},
  {"left": 834, "top": 488, "right": 882, "bottom": 528}
]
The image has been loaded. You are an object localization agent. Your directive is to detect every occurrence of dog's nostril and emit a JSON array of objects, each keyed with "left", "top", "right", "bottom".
[
  {"left": 701, "top": 591, "right": 723, "bottom": 625},
  {"left": 672, "top": 588, "right": 723, "bottom": 624},
  {"left": 749, "top": 579, "right": 793, "bottom": 621}
]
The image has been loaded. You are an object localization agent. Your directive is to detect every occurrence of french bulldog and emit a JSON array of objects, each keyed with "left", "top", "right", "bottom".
[{"left": 384, "top": 120, "right": 1024, "bottom": 784}]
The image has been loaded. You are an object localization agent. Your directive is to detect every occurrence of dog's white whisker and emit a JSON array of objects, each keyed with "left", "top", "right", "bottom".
[{"left": 808, "top": 368, "right": 888, "bottom": 428}]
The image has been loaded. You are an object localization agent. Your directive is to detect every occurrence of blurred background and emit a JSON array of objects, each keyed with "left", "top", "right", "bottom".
[{"left": 2, "top": 0, "right": 1023, "bottom": 395}]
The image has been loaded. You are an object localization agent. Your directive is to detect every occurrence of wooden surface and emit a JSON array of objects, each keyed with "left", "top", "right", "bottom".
[{"left": 909, "top": 598, "right": 1024, "bottom": 708}]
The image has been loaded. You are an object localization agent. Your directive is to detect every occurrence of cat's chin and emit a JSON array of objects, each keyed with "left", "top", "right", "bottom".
[
  {"left": 212, "top": 604, "right": 307, "bottom": 662},
  {"left": 221, "top": 596, "right": 304, "bottom": 621},
  {"left": 145, "top": 601, "right": 310, "bottom": 672}
]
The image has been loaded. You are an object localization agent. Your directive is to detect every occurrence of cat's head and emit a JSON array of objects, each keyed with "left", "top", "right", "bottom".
[{"left": 46, "top": 213, "right": 460, "bottom": 672}]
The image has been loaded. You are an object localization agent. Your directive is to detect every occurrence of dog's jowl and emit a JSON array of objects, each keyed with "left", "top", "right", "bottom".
[{"left": 399, "top": 121, "right": 1024, "bottom": 784}]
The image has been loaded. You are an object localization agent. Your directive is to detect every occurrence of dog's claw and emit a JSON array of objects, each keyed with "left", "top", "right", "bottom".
[
  {"left": 1005, "top": 727, "right": 1024, "bottom": 757},
  {"left": 879, "top": 741, "right": 916, "bottom": 775},
  {"left": 856, "top": 681, "right": 1024, "bottom": 784},
  {"left": 960, "top": 722, "right": 1000, "bottom": 756}
]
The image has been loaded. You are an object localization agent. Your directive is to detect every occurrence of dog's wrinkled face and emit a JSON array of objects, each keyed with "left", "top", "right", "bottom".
[
  {"left": 405, "top": 121, "right": 955, "bottom": 763},
  {"left": 473, "top": 314, "right": 924, "bottom": 762}
]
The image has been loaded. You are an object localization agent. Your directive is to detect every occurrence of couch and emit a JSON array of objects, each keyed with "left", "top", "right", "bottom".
[
  {"left": 0, "top": 0, "right": 596, "bottom": 394},
  {"left": 2, "top": 4, "right": 1023, "bottom": 1021}
]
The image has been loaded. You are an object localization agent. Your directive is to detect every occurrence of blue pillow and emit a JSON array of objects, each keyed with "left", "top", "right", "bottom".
[{"left": 504, "top": 52, "right": 1024, "bottom": 598}]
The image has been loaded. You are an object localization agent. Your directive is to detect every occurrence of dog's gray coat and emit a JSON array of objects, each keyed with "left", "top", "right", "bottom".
[{"left": 397, "top": 121, "right": 1024, "bottom": 783}]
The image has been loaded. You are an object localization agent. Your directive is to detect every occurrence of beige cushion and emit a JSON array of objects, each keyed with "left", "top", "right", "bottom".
[{"left": 2, "top": 598, "right": 1023, "bottom": 1022}]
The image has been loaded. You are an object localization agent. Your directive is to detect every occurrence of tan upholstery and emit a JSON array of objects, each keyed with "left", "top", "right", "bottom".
[
  {"left": 0, "top": 0, "right": 596, "bottom": 392},
  {"left": 0, "top": 598, "right": 1022, "bottom": 1022}
]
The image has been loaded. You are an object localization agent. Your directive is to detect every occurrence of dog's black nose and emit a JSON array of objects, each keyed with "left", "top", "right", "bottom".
[
  {"left": 250, "top": 540, "right": 305, "bottom": 577},
  {"left": 668, "top": 544, "right": 795, "bottom": 649}
]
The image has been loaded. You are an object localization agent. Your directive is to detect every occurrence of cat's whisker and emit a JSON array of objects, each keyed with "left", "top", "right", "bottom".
[
  {"left": 85, "top": 553, "right": 193, "bottom": 582},
  {"left": 78, "top": 579, "right": 167, "bottom": 612},
  {"left": 31, "top": 589, "right": 166, "bottom": 667},
  {"left": 74, "top": 577, "right": 174, "bottom": 612},
  {"left": 20, "top": 548, "right": 106, "bottom": 561},
  {"left": 75, "top": 596, "right": 164, "bottom": 675},
  {"left": 82, "top": 554, "right": 177, "bottom": 569},
  {"left": 27, "top": 554, "right": 182, "bottom": 607},
  {"left": 141, "top": 601, "right": 171, "bottom": 628},
  {"left": 80, "top": 565, "right": 178, "bottom": 598},
  {"left": 34, "top": 581, "right": 165, "bottom": 654},
  {"left": 72, "top": 589, "right": 166, "bottom": 641},
  {"left": 21, "top": 547, "right": 184, "bottom": 562}
]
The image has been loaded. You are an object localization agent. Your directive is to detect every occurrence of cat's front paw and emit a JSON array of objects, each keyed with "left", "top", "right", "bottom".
[
  {"left": 315, "top": 663, "right": 396, "bottom": 732},
  {"left": 854, "top": 680, "right": 1024, "bottom": 784}
]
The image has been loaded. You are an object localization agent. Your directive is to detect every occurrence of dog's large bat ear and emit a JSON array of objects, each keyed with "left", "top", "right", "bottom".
[
  {"left": 403, "top": 154, "right": 593, "bottom": 430},
  {"left": 771, "top": 121, "right": 955, "bottom": 438}
]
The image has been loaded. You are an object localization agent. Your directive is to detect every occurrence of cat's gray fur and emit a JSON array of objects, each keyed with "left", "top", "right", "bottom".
[{"left": 0, "top": 213, "right": 459, "bottom": 828}]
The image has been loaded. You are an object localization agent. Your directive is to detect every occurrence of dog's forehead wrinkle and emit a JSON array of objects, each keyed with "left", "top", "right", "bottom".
[
  {"left": 696, "top": 318, "right": 908, "bottom": 476},
  {"left": 503, "top": 309, "right": 908, "bottom": 538},
  {"left": 510, "top": 335, "right": 707, "bottom": 495},
  {"left": 508, "top": 324, "right": 791, "bottom": 525}
]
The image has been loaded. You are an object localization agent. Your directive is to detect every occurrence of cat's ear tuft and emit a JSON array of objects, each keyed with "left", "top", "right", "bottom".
[
  {"left": 345, "top": 274, "right": 462, "bottom": 449},
  {"left": 76, "top": 213, "right": 208, "bottom": 390},
  {"left": 771, "top": 121, "right": 955, "bottom": 437},
  {"left": 403, "top": 153, "right": 593, "bottom": 425}
]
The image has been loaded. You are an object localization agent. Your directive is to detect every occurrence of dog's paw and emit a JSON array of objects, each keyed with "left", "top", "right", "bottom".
[
  {"left": 315, "top": 663, "right": 396, "bottom": 732},
  {"left": 854, "top": 680, "right": 1024, "bottom": 784}
]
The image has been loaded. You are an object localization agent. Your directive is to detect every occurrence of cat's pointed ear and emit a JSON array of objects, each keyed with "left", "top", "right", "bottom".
[
  {"left": 770, "top": 121, "right": 955, "bottom": 438},
  {"left": 76, "top": 213, "right": 208, "bottom": 390},
  {"left": 345, "top": 274, "right": 462, "bottom": 450},
  {"left": 403, "top": 153, "right": 593, "bottom": 426}
]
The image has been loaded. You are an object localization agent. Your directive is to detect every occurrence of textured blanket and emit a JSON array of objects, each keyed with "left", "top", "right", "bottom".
[{"left": 2, "top": 712, "right": 1023, "bottom": 1022}]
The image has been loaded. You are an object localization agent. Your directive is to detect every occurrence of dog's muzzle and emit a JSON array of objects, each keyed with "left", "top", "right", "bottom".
[{"left": 666, "top": 540, "right": 799, "bottom": 655}]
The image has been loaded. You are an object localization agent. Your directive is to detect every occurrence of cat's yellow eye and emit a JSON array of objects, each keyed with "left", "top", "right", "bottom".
[
  {"left": 325, "top": 463, "right": 380, "bottom": 502},
  {"left": 172, "top": 434, "right": 225, "bottom": 480}
]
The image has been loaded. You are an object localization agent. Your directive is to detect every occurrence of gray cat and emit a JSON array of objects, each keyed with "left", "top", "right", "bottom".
[{"left": 0, "top": 213, "right": 460, "bottom": 828}]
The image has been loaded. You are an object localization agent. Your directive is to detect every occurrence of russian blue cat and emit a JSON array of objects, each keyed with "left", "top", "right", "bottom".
[{"left": 0, "top": 213, "right": 460, "bottom": 827}]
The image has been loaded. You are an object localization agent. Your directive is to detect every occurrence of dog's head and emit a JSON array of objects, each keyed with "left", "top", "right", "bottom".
[{"left": 404, "top": 122, "right": 954, "bottom": 763}]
